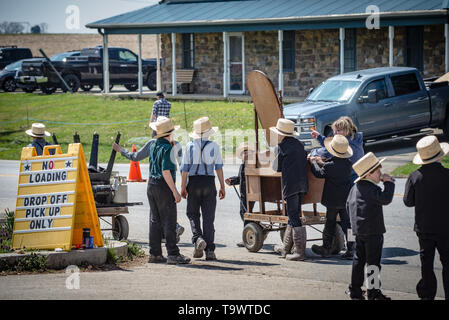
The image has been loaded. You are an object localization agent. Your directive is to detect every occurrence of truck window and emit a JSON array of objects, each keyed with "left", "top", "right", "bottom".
[
  {"left": 391, "top": 73, "right": 421, "bottom": 96},
  {"left": 361, "top": 79, "right": 387, "bottom": 100},
  {"left": 118, "top": 50, "right": 137, "bottom": 63}
]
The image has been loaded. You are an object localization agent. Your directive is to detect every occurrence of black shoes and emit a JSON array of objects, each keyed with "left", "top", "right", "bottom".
[
  {"left": 368, "top": 289, "right": 391, "bottom": 300},
  {"left": 148, "top": 255, "right": 167, "bottom": 263},
  {"left": 167, "top": 254, "right": 191, "bottom": 265},
  {"left": 206, "top": 251, "right": 217, "bottom": 261}
]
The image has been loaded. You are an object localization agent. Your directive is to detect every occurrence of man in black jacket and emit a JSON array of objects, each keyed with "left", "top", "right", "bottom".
[
  {"left": 309, "top": 135, "right": 353, "bottom": 257},
  {"left": 403, "top": 135, "right": 449, "bottom": 300},
  {"left": 271, "top": 119, "right": 308, "bottom": 261},
  {"left": 346, "top": 152, "right": 395, "bottom": 300}
]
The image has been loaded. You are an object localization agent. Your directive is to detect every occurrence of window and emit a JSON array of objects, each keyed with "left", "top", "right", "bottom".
[
  {"left": 405, "top": 26, "right": 423, "bottom": 71},
  {"left": 182, "top": 33, "right": 194, "bottom": 69},
  {"left": 118, "top": 50, "right": 137, "bottom": 63},
  {"left": 340, "top": 28, "right": 357, "bottom": 73},
  {"left": 360, "top": 79, "right": 387, "bottom": 100},
  {"left": 282, "top": 31, "right": 295, "bottom": 72},
  {"left": 391, "top": 73, "right": 421, "bottom": 96}
]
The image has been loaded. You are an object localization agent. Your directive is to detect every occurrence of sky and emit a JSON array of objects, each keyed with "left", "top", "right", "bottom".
[{"left": 0, "top": 0, "right": 159, "bottom": 33}]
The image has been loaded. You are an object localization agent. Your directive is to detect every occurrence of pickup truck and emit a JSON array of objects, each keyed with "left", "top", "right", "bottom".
[
  {"left": 283, "top": 67, "right": 449, "bottom": 148},
  {"left": 17, "top": 46, "right": 157, "bottom": 94}
]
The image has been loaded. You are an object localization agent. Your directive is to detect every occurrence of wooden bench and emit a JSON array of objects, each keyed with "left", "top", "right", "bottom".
[{"left": 176, "top": 69, "right": 195, "bottom": 93}]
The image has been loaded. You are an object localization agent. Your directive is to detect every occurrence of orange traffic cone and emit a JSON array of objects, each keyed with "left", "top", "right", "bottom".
[{"left": 128, "top": 145, "right": 146, "bottom": 182}]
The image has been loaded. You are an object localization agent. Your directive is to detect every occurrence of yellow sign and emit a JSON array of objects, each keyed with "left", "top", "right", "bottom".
[{"left": 12, "top": 143, "right": 104, "bottom": 251}]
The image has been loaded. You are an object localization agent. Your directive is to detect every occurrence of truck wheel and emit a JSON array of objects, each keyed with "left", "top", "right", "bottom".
[
  {"left": 112, "top": 215, "right": 129, "bottom": 241},
  {"left": 23, "top": 88, "right": 35, "bottom": 93},
  {"left": 99, "top": 83, "right": 114, "bottom": 92},
  {"left": 124, "top": 84, "right": 138, "bottom": 92},
  {"left": 81, "top": 84, "right": 93, "bottom": 92},
  {"left": 147, "top": 71, "right": 156, "bottom": 91},
  {"left": 62, "top": 74, "right": 80, "bottom": 93},
  {"left": 3, "top": 78, "right": 16, "bottom": 92},
  {"left": 242, "top": 222, "right": 264, "bottom": 252},
  {"left": 41, "top": 86, "right": 56, "bottom": 95},
  {"left": 330, "top": 224, "right": 345, "bottom": 255}
]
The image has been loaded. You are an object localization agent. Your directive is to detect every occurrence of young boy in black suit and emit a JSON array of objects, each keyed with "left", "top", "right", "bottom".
[{"left": 346, "top": 152, "right": 395, "bottom": 300}]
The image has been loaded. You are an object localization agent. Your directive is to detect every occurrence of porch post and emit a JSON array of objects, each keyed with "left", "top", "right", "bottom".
[
  {"left": 157, "top": 34, "right": 162, "bottom": 92},
  {"left": 138, "top": 34, "right": 143, "bottom": 95},
  {"left": 103, "top": 33, "right": 109, "bottom": 94},
  {"left": 223, "top": 32, "right": 228, "bottom": 98},
  {"left": 339, "top": 28, "right": 345, "bottom": 74},
  {"left": 278, "top": 30, "right": 284, "bottom": 93},
  {"left": 171, "top": 33, "right": 177, "bottom": 96},
  {"left": 445, "top": 24, "right": 449, "bottom": 73},
  {"left": 389, "top": 26, "right": 394, "bottom": 67}
]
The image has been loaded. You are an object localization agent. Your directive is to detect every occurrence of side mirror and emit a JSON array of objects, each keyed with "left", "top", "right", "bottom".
[
  {"left": 308, "top": 87, "right": 314, "bottom": 94},
  {"left": 367, "top": 89, "right": 378, "bottom": 104}
]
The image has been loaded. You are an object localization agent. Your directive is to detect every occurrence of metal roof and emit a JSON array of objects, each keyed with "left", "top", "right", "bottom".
[{"left": 86, "top": 0, "right": 449, "bottom": 34}]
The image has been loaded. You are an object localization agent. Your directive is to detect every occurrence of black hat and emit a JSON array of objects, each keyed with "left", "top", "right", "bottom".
[{"left": 156, "top": 91, "right": 164, "bottom": 97}]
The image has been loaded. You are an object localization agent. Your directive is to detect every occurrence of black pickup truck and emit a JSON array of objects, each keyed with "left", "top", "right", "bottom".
[{"left": 17, "top": 46, "right": 157, "bottom": 94}]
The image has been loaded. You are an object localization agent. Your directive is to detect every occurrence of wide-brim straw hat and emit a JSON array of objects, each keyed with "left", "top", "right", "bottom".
[
  {"left": 353, "top": 152, "right": 386, "bottom": 183},
  {"left": 189, "top": 117, "right": 217, "bottom": 139},
  {"left": 324, "top": 134, "right": 353, "bottom": 159},
  {"left": 269, "top": 118, "right": 299, "bottom": 138},
  {"left": 413, "top": 135, "right": 449, "bottom": 165},
  {"left": 236, "top": 142, "right": 256, "bottom": 159},
  {"left": 26, "top": 123, "right": 50, "bottom": 138},
  {"left": 149, "top": 116, "right": 179, "bottom": 139}
]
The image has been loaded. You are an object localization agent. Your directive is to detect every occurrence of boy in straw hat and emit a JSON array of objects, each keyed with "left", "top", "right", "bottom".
[
  {"left": 114, "top": 117, "right": 190, "bottom": 265},
  {"left": 180, "top": 117, "right": 226, "bottom": 261},
  {"left": 403, "top": 135, "right": 449, "bottom": 300},
  {"left": 26, "top": 123, "right": 54, "bottom": 156},
  {"left": 225, "top": 142, "right": 256, "bottom": 247},
  {"left": 346, "top": 152, "right": 395, "bottom": 300},
  {"left": 308, "top": 134, "right": 353, "bottom": 258},
  {"left": 270, "top": 118, "right": 308, "bottom": 261}
]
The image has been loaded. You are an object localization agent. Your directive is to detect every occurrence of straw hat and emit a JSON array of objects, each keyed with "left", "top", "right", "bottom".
[
  {"left": 149, "top": 117, "right": 179, "bottom": 139},
  {"left": 189, "top": 117, "right": 217, "bottom": 139},
  {"left": 236, "top": 142, "right": 256, "bottom": 159},
  {"left": 413, "top": 135, "right": 449, "bottom": 165},
  {"left": 269, "top": 118, "right": 299, "bottom": 138},
  {"left": 324, "top": 134, "right": 353, "bottom": 159},
  {"left": 353, "top": 152, "right": 386, "bottom": 183},
  {"left": 25, "top": 123, "right": 50, "bottom": 138}
]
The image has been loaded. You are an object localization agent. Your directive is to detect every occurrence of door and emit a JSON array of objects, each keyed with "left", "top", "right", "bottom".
[
  {"left": 117, "top": 49, "right": 138, "bottom": 83},
  {"left": 228, "top": 33, "right": 245, "bottom": 94},
  {"left": 355, "top": 77, "right": 396, "bottom": 137}
]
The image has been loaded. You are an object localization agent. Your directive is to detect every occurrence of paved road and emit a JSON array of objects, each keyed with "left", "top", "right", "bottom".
[{"left": 0, "top": 134, "right": 446, "bottom": 300}]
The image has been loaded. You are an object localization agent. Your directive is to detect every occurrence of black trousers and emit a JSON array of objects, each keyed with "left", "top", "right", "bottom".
[
  {"left": 147, "top": 179, "right": 179, "bottom": 257},
  {"left": 186, "top": 176, "right": 217, "bottom": 252},
  {"left": 285, "top": 193, "right": 303, "bottom": 227},
  {"left": 350, "top": 234, "right": 384, "bottom": 295},
  {"left": 417, "top": 233, "right": 449, "bottom": 300},
  {"left": 323, "top": 207, "right": 350, "bottom": 247}
]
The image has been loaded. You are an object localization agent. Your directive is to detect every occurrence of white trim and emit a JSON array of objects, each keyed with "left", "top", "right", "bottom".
[
  {"left": 227, "top": 32, "right": 245, "bottom": 95},
  {"left": 389, "top": 26, "right": 394, "bottom": 67},
  {"left": 19, "top": 180, "right": 76, "bottom": 187},
  {"left": 103, "top": 34, "right": 109, "bottom": 94},
  {"left": 172, "top": 32, "right": 177, "bottom": 96},
  {"left": 339, "top": 28, "right": 345, "bottom": 74},
  {"left": 16, "top": 203, "right": 74, "bottom": 210},
  {"left": 20, "top": 168, "right": 77, "bottom": 175},
  {"left": 18, "top": 191, "right": 75, "bottom": 198},
  {"left": 278, "top": 30, "right": 284, "bottom": 93},
  {"left": 223, "top": 31, "right": 228, "bottom": 98},
  {"left": 15, "top": 215, "right": 73, "bottom": 222},
  {"left": 13, "top": 227, "right": 72, "bottom": 234},
  {"left": 138, "top": 34, "right": 143, "bottom": 95},
  {"left": 157, "top": 34, "right": 162, "bottom": 92},
  {"left": 21, "top": 156, "right": 78, "bottom": 164}
]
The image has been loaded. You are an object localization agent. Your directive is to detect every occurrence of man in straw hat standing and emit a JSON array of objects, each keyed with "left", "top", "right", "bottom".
[
  {"left": 346, "top": 152, "right": 394, "bottom": 300},
  {"left": 180, "top": 117, "right": 225, "bottom": 261},
  {"left": 115, "top": 117, "right": 190, "bottom": 264},
  {"left": 26, "top": 123, "right": 54, "bottom": 156},
  {"left": 309, "top": 135, "right": 353, "bottom": 258},
  {"left": 270, "top": 118, "right": 308, "bottom": 261},
  {"left": 403, "top": 135, "right": 449, "bottom": 300}
]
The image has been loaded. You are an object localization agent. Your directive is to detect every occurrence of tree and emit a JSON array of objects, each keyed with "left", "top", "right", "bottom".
[
  {"left": 0, "top": 21, "right": 25, "bottom": 34},
  {"left": 31, "top": 25, "right": 41, "bottom": 34}
]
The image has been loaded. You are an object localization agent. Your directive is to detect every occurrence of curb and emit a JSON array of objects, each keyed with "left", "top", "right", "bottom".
[{"left": 0, "top": 240, "right": 128, "bottom": 270}]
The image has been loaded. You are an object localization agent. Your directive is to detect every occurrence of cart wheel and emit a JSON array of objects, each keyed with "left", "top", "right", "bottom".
[
  {"left": 330, "top": 224, "right": 345, "bottom": 255},
  {"left": 112, "top": 215, "right": 129, "bottom": 240},
  {"left": 242, "top": 222, "right": 264, "bottom": 252}
]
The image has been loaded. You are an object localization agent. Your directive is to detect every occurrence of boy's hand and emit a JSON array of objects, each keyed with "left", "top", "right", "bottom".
[
  {"left": 173, "top": 190, "right": 182, "bottom": 203},
  {"left": 181, "top": 187, "right": 188, "bottom": 199},
  {"left": 219, "top": 187, "right": 225, "bottom": 200},
  {"left": 311, "top": 130, "right": 320, "bottom": 139},
  {"left": 112, "top": 142, "right": 122, "bottom": 153},
  {"left": 225, "top": 178, "right": 231, "bottom": 186},
  {"left": 381, "top": 174, "right": 395, "bottom": 183}
]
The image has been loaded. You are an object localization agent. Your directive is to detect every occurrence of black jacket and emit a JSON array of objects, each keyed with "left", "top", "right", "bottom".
[
  {"left": 310, "top": 157, "right": 352, "bottom": 208},
  {"left": 346, "top": 180, "right": 395, "bottom": 236},
  {"left": 403, "top": 162, "right": 449, "bottom": 235},
  {"left": 27, "top": 139, "right": 54, "bottom": 156},
  {"left": 272, "top": 137, "right": 308, "bottom": 198}
]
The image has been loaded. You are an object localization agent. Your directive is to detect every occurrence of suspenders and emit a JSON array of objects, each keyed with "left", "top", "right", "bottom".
[{"left": 194, "top": 140, "right": 211, "bottom": 176}]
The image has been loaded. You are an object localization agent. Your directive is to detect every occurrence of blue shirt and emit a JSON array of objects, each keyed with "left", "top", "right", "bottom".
[{"left": 181, "top": 139, "right": 223, "bottom": 176}]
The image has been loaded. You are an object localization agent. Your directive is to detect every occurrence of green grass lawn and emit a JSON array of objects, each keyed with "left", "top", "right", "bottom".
[
  {"left": 0, "top": 93, "right": 255, "bottom": 163},
  {"left": 391, "top": 156, "right": 449, "bottom": 177}
]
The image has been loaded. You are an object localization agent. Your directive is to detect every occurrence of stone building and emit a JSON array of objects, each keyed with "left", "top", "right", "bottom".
[{"left": 87, "top": 0, "right": 449, "bottom": 98}]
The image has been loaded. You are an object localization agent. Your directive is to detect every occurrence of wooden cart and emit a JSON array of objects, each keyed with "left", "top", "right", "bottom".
[{"left": 241, "top": 70, "right": 345, "bottom": 253}]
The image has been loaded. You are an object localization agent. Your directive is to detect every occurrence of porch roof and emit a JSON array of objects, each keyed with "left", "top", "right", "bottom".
[{"left": 86, "top": 0, "right": 449, "bottom": 34}]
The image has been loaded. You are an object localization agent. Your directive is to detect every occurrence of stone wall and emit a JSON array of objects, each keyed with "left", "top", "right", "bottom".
[
  {"left": 160, "top": 24, "right": 445, "bottom": 97},
  {"left": 0, "top": 33, "right": 158, "bottom": 59}
]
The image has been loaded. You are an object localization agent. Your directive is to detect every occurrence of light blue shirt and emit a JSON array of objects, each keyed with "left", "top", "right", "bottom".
[{"left": 180, "top": 139, "right": 223, "bottom": 176}]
